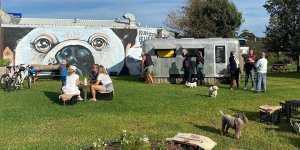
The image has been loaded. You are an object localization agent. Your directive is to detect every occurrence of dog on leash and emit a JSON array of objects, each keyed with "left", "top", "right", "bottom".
[
  {"left": 219, "top": 111, "right": 248, "bottom": 140},
  {"left": 208, "top": 85, "right": 219, "bottom": 97},
  {"left": 185, "top": 82, "right": 197, "bottom": 88}
]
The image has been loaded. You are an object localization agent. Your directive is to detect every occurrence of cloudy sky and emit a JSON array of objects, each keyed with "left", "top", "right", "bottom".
[{"left": 2, "top": 0, "right": 268, "bottom": 37}]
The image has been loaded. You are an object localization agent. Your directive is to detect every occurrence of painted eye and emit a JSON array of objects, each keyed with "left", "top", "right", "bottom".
[
  {"left": 32, "top": 34, "right": 58, "bottom": 53},
  {"left": 89, "top": 33, "right": 109, "bottom": 50}
]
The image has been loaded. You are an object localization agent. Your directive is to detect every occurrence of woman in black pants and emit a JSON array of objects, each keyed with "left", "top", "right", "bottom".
[
  {"left": 229, "top": 52, "right": 240, "bottom": 90},
  {"left": 182, "top": 50, "right": 193, "bottom": 83}
]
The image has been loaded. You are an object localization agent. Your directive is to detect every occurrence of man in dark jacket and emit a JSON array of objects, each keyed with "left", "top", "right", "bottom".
[
  {"left": 196, "top": 50, "right": 204, "bottom": 85},
  {"left": 182, "top": 49, "right": 193, "bottom": 83},
  {"left": 229, "top": 51, "right": 240, "bottom": 89}
]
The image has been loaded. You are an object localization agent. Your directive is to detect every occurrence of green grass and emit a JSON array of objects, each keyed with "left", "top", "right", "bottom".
[{"left": 0, "top": 73, "right": 300, "bottom": 150}]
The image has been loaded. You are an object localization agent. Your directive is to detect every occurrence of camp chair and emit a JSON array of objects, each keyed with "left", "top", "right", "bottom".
[{"left": 96, "top": 91, "right": 114, "bottom": 101}]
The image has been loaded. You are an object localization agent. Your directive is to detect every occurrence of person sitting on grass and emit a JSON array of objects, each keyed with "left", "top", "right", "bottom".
[
  {"left": 90, "top": 65, "right": 114, "bottom": 102},
  {"left": 89, "top": 64, "right": 99, "bottom": 84},
  {"left": 59, "top": 65, "right": 83, "bottom": 102},
  {"left": 59, "top": 60, "right": 68, "bottom": 86}
]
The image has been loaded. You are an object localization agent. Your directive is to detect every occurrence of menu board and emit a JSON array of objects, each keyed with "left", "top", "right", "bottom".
[{"left": 215, "top": 46, "right": 226, "bottom": 63}]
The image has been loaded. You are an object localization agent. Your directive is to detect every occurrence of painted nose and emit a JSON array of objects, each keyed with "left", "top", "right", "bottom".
[{"left": 56, "top": 45, "right": 95, "bottom": 75}]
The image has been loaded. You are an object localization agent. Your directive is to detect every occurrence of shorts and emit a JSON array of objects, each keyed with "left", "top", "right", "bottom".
[
  {"left": 144, "top": 65, "right": 154, "bottom": 74},
  {"left": 100, "top": 83, "right": 114, "bottom": 93}
]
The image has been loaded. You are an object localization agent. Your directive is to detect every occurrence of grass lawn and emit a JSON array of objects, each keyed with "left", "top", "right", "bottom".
[{"left": 0, "top": 73, "right": 300, "bottom": 150}]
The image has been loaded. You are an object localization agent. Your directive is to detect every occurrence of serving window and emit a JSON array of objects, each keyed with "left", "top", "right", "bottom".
[
  {"left": 155, "top": 49, "right": 176, "bottom": 58},
  {"left": 185, "top": 48, "right": 204, "bottom": 57},
  {"left": 215, "top": 46, "right": 226, "bottom": 63}
]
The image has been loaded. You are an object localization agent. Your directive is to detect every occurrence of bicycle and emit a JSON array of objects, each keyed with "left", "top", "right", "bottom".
[
  {"left": 0, "top": 66, "right": 15, "bottom": 91},
  {"left": 0, "top": 65, "right": 35, "bottom": 91}
]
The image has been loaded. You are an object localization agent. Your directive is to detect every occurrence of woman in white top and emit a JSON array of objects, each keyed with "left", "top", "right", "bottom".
[
  {"left": 90, "top": 65, "right": 114, "bottom": 101},
  {"left": 59, "top": 65, "right": 83, "bottom": 101}
]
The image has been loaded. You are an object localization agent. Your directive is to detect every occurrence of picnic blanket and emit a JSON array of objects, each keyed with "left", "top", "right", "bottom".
[{"left": 166, "top": 133, "right": 217, "bottom": 150}]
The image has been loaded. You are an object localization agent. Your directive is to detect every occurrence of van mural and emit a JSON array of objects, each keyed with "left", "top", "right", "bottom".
[{"left": 3, "top": 27, "right": 158, "bottom": 75}]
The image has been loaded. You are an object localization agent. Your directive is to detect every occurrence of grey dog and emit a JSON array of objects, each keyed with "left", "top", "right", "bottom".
[{"left": 219, "top": 111, "right": 248, "bottom": 140}]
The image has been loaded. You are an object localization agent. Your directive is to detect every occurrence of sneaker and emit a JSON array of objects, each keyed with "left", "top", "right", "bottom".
[
  {"left": 77, "top": 96, "right": 83, "bottom": 101},
  {"left": 243, "top": 87, "right": 247, "bottom": 90},
  {"left": 89, "top": 99, "right": 97, "bottom": 102}
]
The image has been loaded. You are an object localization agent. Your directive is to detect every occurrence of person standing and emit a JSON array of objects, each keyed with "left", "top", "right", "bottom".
[
  {"left": 59, "top": 60, "right": 68, "bottom": 86},
  {"left": 229, "top": 51, "right": 240, "bottom": 90},
  {"left": 196, "top": 50, "right": 204, "bottom": 85},
  {"left": 141, "top": 52, "right": 154, "bottom": 84},
  {"left": 182, "top": 49, "right": 193, "bottom": 83},
  {"left": 255, "top": 52, "right": 268, "bottom": 92},
  {"left": 244, "top": 49, "right": 256, "bottom": 90}
]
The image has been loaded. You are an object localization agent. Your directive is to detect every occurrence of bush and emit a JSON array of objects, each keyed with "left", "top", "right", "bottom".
[
  {"left": 267, "top": 52, "right": 294, "bottom": 65},
  {"left": 0, "top": 59, "right": 10, "bottom": 67}
]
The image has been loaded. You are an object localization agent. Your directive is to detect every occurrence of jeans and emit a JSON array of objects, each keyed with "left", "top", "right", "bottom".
[
  {"left": 244, "top": 70, "right": 255, "bottom": 88},
  {"left": 256, "top": 73, "right": 267, "bottom": 92},
  {"left": 196, "top": 64, "right": 204, "bottom": 84}
]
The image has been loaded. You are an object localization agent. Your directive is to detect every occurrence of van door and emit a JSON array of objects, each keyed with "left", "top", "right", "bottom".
[{"left": 214, "top": 45, "right": 227, "bottom": 77}]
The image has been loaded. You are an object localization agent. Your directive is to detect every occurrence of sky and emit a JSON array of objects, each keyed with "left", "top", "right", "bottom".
[{"left": 2, "top": 0, "right": 268, "bottom": 37}]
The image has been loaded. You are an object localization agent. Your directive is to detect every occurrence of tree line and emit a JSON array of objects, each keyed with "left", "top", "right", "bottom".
[{"left": 166, "top": 0, "right": 300, "bottom": 71}]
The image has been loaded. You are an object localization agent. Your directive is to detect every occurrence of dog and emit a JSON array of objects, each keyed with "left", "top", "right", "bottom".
[
  {"left": 185, "top": 82, "right": 197, "bottom": 88},
  {"left": 208, "top": 85, "right": 219, "bottom": 97},
  {"left": 219, "top": 111, "right": 248, "bottom": 140}
]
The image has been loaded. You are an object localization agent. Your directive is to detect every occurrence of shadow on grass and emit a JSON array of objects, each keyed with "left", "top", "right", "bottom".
[
  {"left": 190, "top": 123, "right": 237, "bottom": 139},
  {"left": 289, "top": 136, "right": 300, "bottom": 148},
  {"left": 229, "top": 108, "right": 259, "bottom": 122},
  {"left": 195, "top": 94, "right": 210, "bottom": 98},
  {"left": 113, "top": 76, "right": 143, "bottom": 83},
  {"left": 230, "top": 108, "right": 298, "bottom": 135},
  {"left": 268, "top": 72, "right": 300, "bottom": 79},
  {"left": 43, "top": 91, "right": 61, "bottom": 105},
  {"left": 193, "top": 124, "right": 220, "bottom": 134}
]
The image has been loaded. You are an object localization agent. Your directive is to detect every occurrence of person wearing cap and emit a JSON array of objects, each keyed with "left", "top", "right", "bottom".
[{"left": 59, "top": 65, "right": 83, "bottom": 101}]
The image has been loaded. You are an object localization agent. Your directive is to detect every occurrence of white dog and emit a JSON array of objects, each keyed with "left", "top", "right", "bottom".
[
  {"left": 208, "top": 85, "right": 219, "bottom": 97},
  {"left": 185, "top": 82, "right": 197, "bottom": 88}
]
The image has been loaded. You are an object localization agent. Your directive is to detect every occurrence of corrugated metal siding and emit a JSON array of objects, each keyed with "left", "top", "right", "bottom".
[{"left": 145, "top": 38, "right": 240, "bottom": 79}]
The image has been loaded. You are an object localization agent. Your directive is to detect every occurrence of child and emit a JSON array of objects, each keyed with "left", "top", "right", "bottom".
[{"left": 59, "top": 60, "right": 68, "bottom": 86}]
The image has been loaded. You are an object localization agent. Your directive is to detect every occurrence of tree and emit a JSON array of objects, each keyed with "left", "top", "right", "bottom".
[
  {"left": 239, "top": 30, "right": 256, "bottom": 42},
  {"left": 264, "top": 0, "right": 300, "bottom": 71},
  {"left": 166, "top": 0, "right": 243, "bottom": 38}
]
